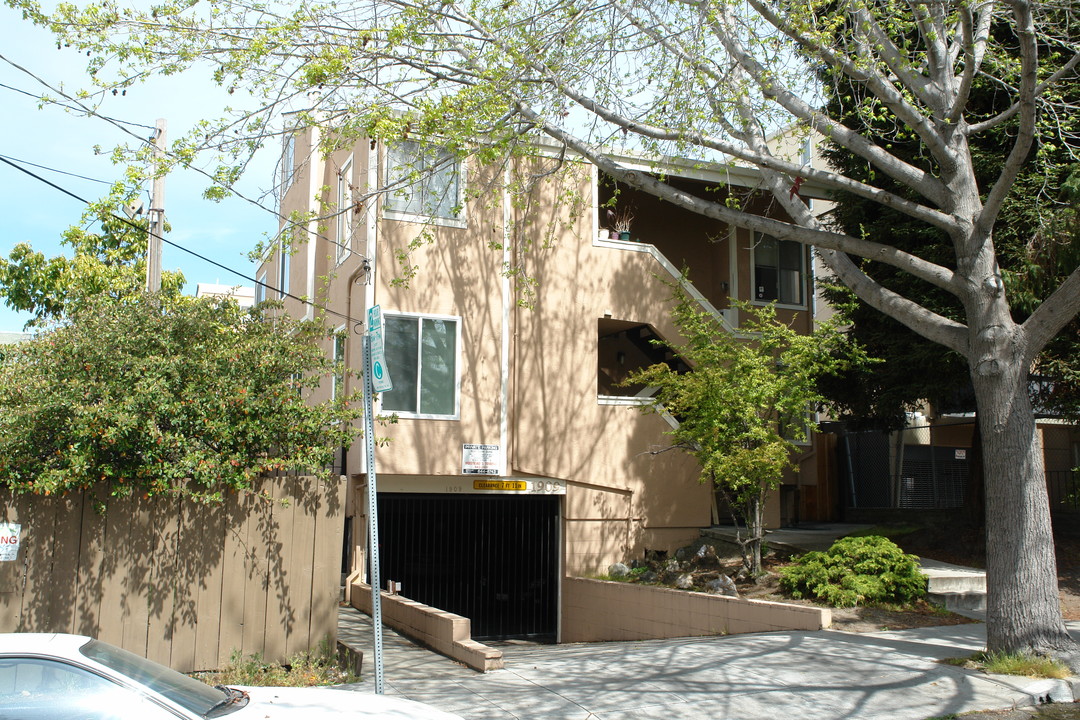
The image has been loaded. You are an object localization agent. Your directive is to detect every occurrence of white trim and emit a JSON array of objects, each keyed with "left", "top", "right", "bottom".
[
  {"left": 304, "top": 125, "right": 322, "bottom": 322},
  {"left": 593, "top": 236, "right": 738, "bottom": 332},
  {"left": 336, "top": 156, "right": 353, "bottom": 266},
  {"left": 380, "top": 311, "right": 462, "bottom": 420},
  {"left": 597, "top": 395, "right": 680, "bottom": 431}
]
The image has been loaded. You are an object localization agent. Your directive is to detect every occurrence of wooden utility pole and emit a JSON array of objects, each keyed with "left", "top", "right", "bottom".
[{"left": 145, "top": 118, "right": 167, "bottom": 293}]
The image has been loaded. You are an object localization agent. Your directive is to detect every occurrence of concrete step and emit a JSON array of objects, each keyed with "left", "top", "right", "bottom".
[
  {"left": 927, "top": 590, "right": 986, "bottom": 614},
  {"left": 920, "top": 558, "right": 986, "bottom": 594},
  {"left": 920, "top": 558, "right": 986, "bottom": 617}
]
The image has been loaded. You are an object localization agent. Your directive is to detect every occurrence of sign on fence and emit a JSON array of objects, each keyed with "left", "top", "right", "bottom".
[{"left": 0, "top": 524, "right": 20, "bottom": 562}]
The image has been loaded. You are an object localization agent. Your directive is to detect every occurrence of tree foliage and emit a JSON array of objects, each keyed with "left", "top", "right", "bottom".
[
  {"left": 11, "top": 0, "right": 1080, "bottom": 659},
  {"left": 0, "top": 183, "right": 185, "bottom": 327},
  {"left": 0, "top": 296, "right": 361, "bottom": 501},
  {"left": 626, "top": 291, "right": 869, "bottom": 574}
]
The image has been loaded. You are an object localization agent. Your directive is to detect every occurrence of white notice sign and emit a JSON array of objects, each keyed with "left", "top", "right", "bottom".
[
  {"left": 0, "top": 523, "right": 20, "bottom": 562},
  {"left": 462, "top": 444, "right": 501, "bottom": 475}
]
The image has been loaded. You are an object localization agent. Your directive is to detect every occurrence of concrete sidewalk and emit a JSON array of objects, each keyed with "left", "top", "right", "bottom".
[{"left": 336, "top": 607, "right": 1080, "bottom": 720}]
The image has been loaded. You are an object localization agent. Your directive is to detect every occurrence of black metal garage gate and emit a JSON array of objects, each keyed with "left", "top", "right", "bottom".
[{"left": 376, "top": 493, "right": 559, "bottom": 641}]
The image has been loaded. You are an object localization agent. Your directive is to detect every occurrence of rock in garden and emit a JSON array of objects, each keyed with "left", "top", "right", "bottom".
[
  {"left": 675, "top": 573, "right": 694, "bottom": 589},
  {"left": 706, "top": 574, "right": 739, "bottom": 597},
  {"left": 608, "top": 562, "right": 630, "bottom": 579}
]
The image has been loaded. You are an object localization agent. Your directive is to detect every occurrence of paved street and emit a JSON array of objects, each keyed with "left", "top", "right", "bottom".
[{"left": 337, "top": 607, "right": 1080, "bottom": 720}]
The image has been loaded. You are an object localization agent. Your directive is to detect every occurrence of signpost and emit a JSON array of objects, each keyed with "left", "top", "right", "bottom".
[{"left": 363, "top": 305, "right": 392, "bottom": 694}]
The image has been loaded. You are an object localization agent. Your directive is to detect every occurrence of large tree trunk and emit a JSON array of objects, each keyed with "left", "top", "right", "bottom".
[{"left": 974, "top": 356, "right": 1074, "bottom": 657}]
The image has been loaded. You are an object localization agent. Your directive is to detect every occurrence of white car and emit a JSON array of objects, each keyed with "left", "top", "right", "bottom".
[{"left": 0, "top": 633, "right": 464, "bottom": 720}]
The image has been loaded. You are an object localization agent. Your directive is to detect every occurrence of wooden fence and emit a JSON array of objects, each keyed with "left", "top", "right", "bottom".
[{"left": 0, "top": 475, "right": 345, "bottom": 672}]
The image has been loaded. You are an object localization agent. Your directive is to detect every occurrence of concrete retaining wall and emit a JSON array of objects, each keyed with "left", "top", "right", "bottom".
[
  {"left": 562, "top": 577, "right": 831, "bottom": 642},
  {"left": 350, "top": 582, "right": 503, "bottom": 672}
]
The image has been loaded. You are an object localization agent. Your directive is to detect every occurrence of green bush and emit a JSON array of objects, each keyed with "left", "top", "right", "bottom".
[{"left": 778, "top": 536, "right": 927, "bottom": 607}]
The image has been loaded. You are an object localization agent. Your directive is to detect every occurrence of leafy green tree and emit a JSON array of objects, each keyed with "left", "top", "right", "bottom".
[
  {"left": 0, "top": 295, "right": 360, "bottom": 501},
  {"left": 14, "top": 0, "right": 1080, "bottom": 661},
  {"left": 627, "top": 292, "right": 869, "bottom": 575},
  {"left": 0, "top": 183, "right": 185, "bottom": 327}
]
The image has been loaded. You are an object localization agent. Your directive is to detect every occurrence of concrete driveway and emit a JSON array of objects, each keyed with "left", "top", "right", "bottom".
[{"left": 337, "top": 608, "right": 1080, "bottom": 720}]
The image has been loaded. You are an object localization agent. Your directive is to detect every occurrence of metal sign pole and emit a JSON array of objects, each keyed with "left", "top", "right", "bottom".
[{"left": 362, "top": 332, "right": 385, "bottom": 694}]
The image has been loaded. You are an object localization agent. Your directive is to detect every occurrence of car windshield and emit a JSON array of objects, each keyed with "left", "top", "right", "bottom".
[{"left": 79, "top": 639, "right": 228, "bottom": 716}]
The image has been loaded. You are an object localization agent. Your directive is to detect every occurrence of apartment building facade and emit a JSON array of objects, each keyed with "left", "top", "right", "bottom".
[{"left": 260, "top": 127, "right": 831, "bottom": 640}]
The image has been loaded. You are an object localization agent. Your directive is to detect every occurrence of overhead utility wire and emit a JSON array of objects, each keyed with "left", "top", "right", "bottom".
[
  {"left": 0, "top": 152, "right": 114, "bottom": 186},
  {"left": 0, "top": 52, "right": 363, "bottom": 265},
  {"left": 0, "top": 79, "right": 157, "bottom": 131},
  {"left": 0, "top": 154, "right": 358, "bottom": 327}
]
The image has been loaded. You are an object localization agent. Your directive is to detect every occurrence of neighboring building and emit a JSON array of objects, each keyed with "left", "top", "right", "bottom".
[
  {"left": 260, "top": 127, "right": 833, "bottom": 640},
  {"left": 195, "top": 282, "right": 256, "bottom": 309}
]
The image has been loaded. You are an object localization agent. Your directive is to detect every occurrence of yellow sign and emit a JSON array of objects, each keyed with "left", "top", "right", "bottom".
[{"left": 473, "top": 480, "right": 527, "bottom": 492}]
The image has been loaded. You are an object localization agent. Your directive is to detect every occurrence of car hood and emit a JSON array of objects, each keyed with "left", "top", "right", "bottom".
[{"left": 234, "top": 686, "right": 464, "bottom": 720}]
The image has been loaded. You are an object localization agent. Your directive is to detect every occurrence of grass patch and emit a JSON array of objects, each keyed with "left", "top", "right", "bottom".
[
  {"left": 940, "top": 651, "right": 1071, "bottom": 679},
  {"left": 192, "top": 649, "right": 359, "bottom": 687}
]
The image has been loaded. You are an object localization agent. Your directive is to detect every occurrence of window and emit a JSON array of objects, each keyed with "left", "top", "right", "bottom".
[
  {"left": 0, "top": 657, "right": 176, "bottom": 720},
  {"left": 280, "top": 133, "right": 295, "bottom": 194},
  {"left": 255, "top": 271, "right": 266, "bottom": 305},
  {"left": 381, "top": 314, "right": 459, "bottom": 418},
  {"left": 278, "top": 236, "right": 290, "bottom": 299},
  {"left": 336, "top": 158, "right": 352, "bottom": 265},
  {"left": 753, "top": 233, "right": 804, "bottom": 306},
  {"left": 332, "top": 329, "right": 346, "bottom": 401},
  {"left": 384, "top": 141, "right": 463, "bottom": 224}
]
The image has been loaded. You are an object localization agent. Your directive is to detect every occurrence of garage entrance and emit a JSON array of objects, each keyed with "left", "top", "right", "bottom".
[{"left": 377, "top": 493, "right": 560, "bottom": 640}]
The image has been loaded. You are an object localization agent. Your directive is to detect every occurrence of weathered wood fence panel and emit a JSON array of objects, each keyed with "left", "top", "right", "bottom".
[{"left": 0, "top": 475, "right": 344, "bottom": 672}]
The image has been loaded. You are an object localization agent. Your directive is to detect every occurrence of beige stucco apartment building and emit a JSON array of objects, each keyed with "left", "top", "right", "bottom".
[{"left": 258, "top": 127, "right": 837, "bottom": 640}]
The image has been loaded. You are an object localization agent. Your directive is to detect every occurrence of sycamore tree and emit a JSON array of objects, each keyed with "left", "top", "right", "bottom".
[
  {"left": 0, "top": 295, "right": 361, "bottom": 502},
  {"left": 627, "top": 292, "right": 866, "bottom": 576},
  {"left": 12, "top": 0, "right": 1080, "bottom": 660}
]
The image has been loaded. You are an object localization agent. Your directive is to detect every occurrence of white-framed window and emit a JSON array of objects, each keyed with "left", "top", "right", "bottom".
[
  {"left": 280, "top": 132, "right": 296, "bottom": 194},
  {"left": 255, "top": 271, "right": 267, "bottom": 305},
  {"left": 278, "top": 236, "right": 290, "bottom": 299},
  {"left": 384, "top": 141, "right": 465, "bottom": 227},
  {"left": 332, "top": 327, "right": 346, "bottom": 401},
  {"left": 336, "top": 157, "right": 353, "bottom": 265},
  {"left": 753, "top": 232, "right": 805, "bottom": 307},
  {"left": 381, "top": 313, "right": 460, "bottom": 418}
]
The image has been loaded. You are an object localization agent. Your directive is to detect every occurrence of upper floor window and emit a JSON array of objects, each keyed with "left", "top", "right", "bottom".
[
  {"left": 753, "top": 233, "right": 805, "bottom": 307},
  {"left": 336, "top": 157, "right": 353, "bottom": 265},
  {"left": 384, "top": 141, "right": 464, "bottom": 226},
  {"left": 332, "top": 329, "right": 346, "bottom": 401},
  {"left": 255, "top": 271, "right": 267, "bottom": 305},
  {"left": 278, "top": 235, "right": 290, "bottom": 299},
  {"left": 381, "top": 313, "right": 460, "bottom": 418},
  {"left": 280, "top": 133, "right": 296, "bottom": 194}
]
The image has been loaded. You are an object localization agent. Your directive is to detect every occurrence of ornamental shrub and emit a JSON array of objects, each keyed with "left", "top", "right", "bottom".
[{"left": 778, "top": 535, "right": 927, "bottom": 607}]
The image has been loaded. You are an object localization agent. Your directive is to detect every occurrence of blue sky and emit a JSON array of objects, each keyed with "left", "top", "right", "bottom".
[{"left": 0, "top": 5, "right": 278, "bottom": 332}]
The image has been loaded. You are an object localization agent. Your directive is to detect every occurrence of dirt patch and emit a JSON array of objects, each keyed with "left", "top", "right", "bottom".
[{"left": 940, "top": 703, "right": 1080, "bottom": 720}]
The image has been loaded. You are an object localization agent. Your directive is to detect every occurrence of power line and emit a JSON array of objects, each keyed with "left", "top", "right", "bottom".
[
  {"left": 0, "top": 51, "right": 365, "bottom": 266},
  {"left": 0, "top": 153, "right": 359, "bottom": 327},
  {"left": 0, "top": 152, "right": 113, "bottom": 186},
  {"left": 0, "top": 78, "right": 157, "bottom": 131}
]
